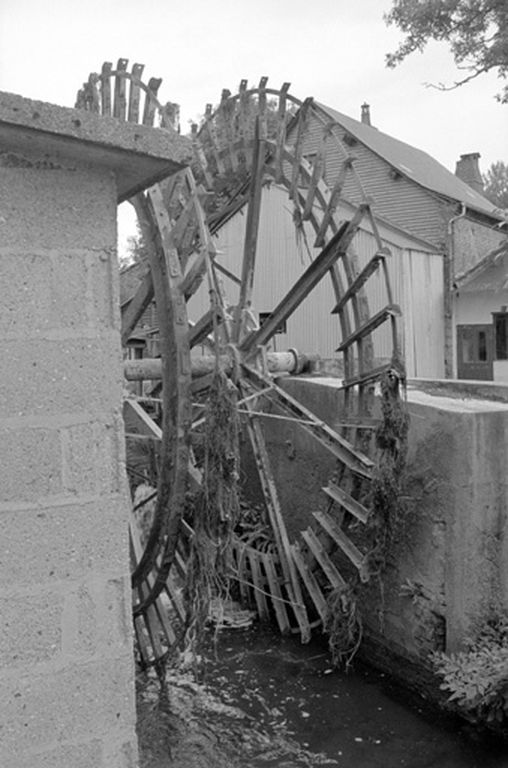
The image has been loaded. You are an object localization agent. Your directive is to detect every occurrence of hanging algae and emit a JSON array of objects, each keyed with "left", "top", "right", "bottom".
[
  {"left": 326, "top": 368, "right": 410, "bottom": 667},
  {"left": 183, "top": 369, "right": 241, "bottom": 655}
]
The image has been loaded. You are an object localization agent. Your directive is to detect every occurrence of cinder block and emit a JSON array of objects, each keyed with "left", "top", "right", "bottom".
[
  {"left": 0, "top": 165, "right": 116, "bottom": 251},
  {"left": 0, "top": 426, "right": 62, "bottom": 502},
  {"left": 102, "top": 737, "right": 139, "bottom": 768},
  {"left": 0, "top": 252, "right": 53, "bottom": 337},
  {"left": 1, "top": 739, "right": 103, "bottom": 768},
  {"left": 61, "top": 420, "right": 121, "bottom": 495},
  {"left": 0, "top": 497, "right": 129, "bottom": 587},
  {"left": 61, "top": 584, "right": 98, "bottom": 658},
  {"left": 0, "top": 337, "right": 123, "bottom": 419},
  {"left": 0, "top": 592, "right": 63, "bottom": 670},
  {"left": 97, "top": 576, "right": 132, "bottom": 651},
  {"left": 0, "top": 655, "right": 136, "bottom": 755}
]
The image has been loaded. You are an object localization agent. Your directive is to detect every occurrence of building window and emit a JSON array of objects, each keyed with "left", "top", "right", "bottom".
[{"left": 493, "top": 313, "right": 508, "bottom": 360}]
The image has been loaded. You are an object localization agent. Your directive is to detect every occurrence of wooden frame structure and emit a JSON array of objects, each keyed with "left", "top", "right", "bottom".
[{"left": 76, "top": 60, "right": 404, "bottom": 664}]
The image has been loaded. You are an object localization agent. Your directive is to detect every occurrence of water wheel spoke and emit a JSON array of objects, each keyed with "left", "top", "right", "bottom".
[
  {"left": 241, "top": 386, "right": 311, "bottom": 640},
  {"left": 233, "top": 129, "right": 266, "bottom": 343},
  {"left": 239, "top": 207, "right": 367, "bottom": 355},
  {"left": 121, "top": 268, "right": 154, "bottom": 346},
  {"left": 243, "top": 365, "right": 373, "bottom": 478}
]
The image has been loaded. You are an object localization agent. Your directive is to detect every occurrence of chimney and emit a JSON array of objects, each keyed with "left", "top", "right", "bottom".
[
  {"left": 455, "top": 152, "right": 484, "bottom": 194},
  {"left": 361, "top": 103, "right": 371, "bottom": 126}
]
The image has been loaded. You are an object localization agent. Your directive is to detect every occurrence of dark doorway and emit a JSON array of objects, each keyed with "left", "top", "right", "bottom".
[{"left": 457, "top": 324, "right": 494, "bottom": 380}]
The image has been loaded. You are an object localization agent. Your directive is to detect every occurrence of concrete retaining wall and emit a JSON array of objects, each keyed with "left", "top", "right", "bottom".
[{"left": 248, "top": 375, "right": 508, "bottom": 676}]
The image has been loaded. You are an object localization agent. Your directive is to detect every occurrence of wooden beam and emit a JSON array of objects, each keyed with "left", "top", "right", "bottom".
[
  {"left": 322, "top": 482, "right": 370, "bottom": 524},
  {"left": 127, "top": 62, "right": 144, "bottom": 123},
  {"left": 100, "top": 62, "right": 112, "bottom": 116},
  {"left": 120, "top": 270, "right": 154, "bottom": 347},
  {"left": 301, "top": 528, "right": 346, "bottom": 589},
  {"left": 242, "top": 366, "right": 374, "bottom": 478},
  {"left": 113, "top": 58, "right": 128, "bottom": 120},
  {"left": 313, "top": 510, "right": 365, "bottom": 572},
  {"left": 240, "top": 207, "right": 367, "bottom": 355},
  {"left": 332, "top": 249, "right": 389, "bottom": 314},
  {"left": 233, "top": 129, "right": 266, "bottom": 343},
  {"left": 336, "top": 304, "right": 401, "bottom": 352}
]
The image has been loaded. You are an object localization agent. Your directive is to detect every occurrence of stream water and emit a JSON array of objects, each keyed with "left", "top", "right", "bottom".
[{"left": 200, "top": 625, "right": 508, "bottom": 768}]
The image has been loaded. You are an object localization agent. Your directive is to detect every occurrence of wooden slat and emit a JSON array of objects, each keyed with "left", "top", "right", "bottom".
[
  {"left": 332, "top": 249, "right": 389, "bottom": 314},
  {"left": 261, "top": 552, "right": 291, "bottom": 635},
  {"left": 257, "top": 76, "right": 269, "bottom": 139},
  {"left": 336, "top": 304, "right": 401, "bottom": 352},
  {"left": 142, "top": 77, "right": 162, "bottom": 126},
  {"left": 322, "top": 482, "right": 370, "bottom": 524},
  {"left": 233, "top": 541, "right": 252, "bottom": 605},
  {"left": 247, "top": 549, "right": 270, "bottom": 619},
  {"left": 342, "top": 361, "right": 396, "bottom": 390},
  {"left": 289, "top": 97, "right": 312, "bottom": 201},
  {"left": 164, "top": 576, "right": 185, "bottom": 623},
  {"left": 274, "top": 82, "right": 291, "bottom": 183},
  {"left": 291, "top": 543, "right": 328, "bottom": 622},
  {"left": 302, "top": 123, "right": 332, "bottom": 221},
  {"left": 233, "top": 129, "right": 266, "bottom": 343},
  {"left": 242, "top": 397, "right": 310, "bottom": 640},
  {"left": 120, "top": 270, "right": 154, "bottom": 346},
  {"left": 243, "top": 367, "right": 374, "bottom": 478},
  {"left": 128, "top": 62, "right": 144, "bottom": 123},
  {"left": 314, "top": 158, "right": 355, "bottom": 247},
  {"left": 313, "top": 510, "right": 365, "bottom": 571},
  {"left": 113, "top": 58, "right": 128, "bottom": 120},
  {"left": 239, "top": 208, "right": 367, "bottom": 355},
  {"left": 301, "top": 528, "right": 346, "bottom": 589},
  {"left": 100, "top": 62, "right": 112, "bottom": 116}
]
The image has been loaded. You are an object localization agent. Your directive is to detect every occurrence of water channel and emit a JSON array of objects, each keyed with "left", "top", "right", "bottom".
[{"left": 200, "top": 624, "right": 508, "bottom": 768}]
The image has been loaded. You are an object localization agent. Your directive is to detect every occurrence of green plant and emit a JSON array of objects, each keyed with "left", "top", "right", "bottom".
[{"left": 431, "top": 609, "right": 508, "bottom": 726}]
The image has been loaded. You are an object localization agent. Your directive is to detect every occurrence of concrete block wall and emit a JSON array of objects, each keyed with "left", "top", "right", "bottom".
[{"left": 0, "top": 146, "right": 137, "bottom": 762}]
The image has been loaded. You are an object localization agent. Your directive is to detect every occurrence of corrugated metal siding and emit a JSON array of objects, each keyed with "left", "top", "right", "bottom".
[{"left": 187, "top": 185, "right": 445, "bottom": 378}]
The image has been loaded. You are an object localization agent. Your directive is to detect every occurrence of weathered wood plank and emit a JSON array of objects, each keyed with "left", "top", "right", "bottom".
[
  {"left": 240, "top": 208, "right": 367, "bottom": 355},
  {"left": 336, "top": 304, "right": 401, "bottom": 352},
  {"left": 100, "top": 62, "right": 113, "bottom": 116},
  {"left": 291, "top": 543, "right": 328, "bottom": 622},
  {"left": 313, "top": 510, "right": 365, "bottom": 571},
  {"left": 332, "top": 249, "right": 389, "bottom": 314},
  {"left": 120, "top": 269, "right": 154, "bottom": 346},
  {"left": 314, "top": 158, "right": 355, "bottom": 247},
  {"left": 301, "top": 527, "right": 347, "bottom": 589},
  {"left": 242, "top": 367, "right": 374, "bottom": 479},
  {"left": 242, "top": 395, "right": 310, "bottom": 640},
  {"left": 289, "top": 97, "right": 312, "bottom": 202},
  {"left": 247, "top": 549, "right": 270, "bottom": 619},
  {"left": 274, "top": 82, "right": 291, "bottom": 184},
  {"left": 113, "top": 58, "right": 128, "bottom": 120},
  {"left": 233, "top": 129, "right": 266, "bottom": 343},
  {"left": 322, "top": 482, "right": 370, "bottom": 524},
  {"left": 142, "top": 77, "right": 162, "bottom": 126},
  {"left": 128, "top": 62, "right": 144, "bottom": 123},
  {"left": 261, "top": 552, "right": 291, "bottom": 635}
]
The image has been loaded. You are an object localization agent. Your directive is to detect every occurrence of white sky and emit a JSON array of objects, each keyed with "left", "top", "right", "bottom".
[{"left": 1, "top": 0, "right": 507, "bottom": 252}]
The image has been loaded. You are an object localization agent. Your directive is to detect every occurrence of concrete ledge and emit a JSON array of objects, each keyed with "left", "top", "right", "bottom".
[{"left": 0, "top": 91, "right": 192, "bottom": 201}]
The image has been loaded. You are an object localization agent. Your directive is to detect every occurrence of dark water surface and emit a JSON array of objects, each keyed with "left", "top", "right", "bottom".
[{"left": 202, "top": 625, "right": 508, "bottom": 768}]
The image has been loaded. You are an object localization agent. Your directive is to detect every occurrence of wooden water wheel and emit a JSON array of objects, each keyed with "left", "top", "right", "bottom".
[{"left": 76, "top": 60, "right": 404, "bottom": 665}]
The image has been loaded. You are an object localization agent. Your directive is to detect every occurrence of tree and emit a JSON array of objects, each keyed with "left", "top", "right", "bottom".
[
  {"left": 385, "top": 1, "right": 508, "bottom": 102},
  {"left": 483, "top": 161, "right": 508, "bottom": 209}
]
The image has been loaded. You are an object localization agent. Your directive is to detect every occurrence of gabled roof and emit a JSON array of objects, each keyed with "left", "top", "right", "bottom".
[{"left": 315, "top": 103, "right": 505, "bottom": 221}]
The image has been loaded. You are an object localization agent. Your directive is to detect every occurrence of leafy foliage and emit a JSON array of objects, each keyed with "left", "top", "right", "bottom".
[
  {"left": 385, "top": 0, "right": 508, "bottom": 102},
  {"left": 483, "top": 160, "right": 508, "bottom": 209},
  {"left": 431, "top": 608, "right": 508, "bottom": 726}
]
